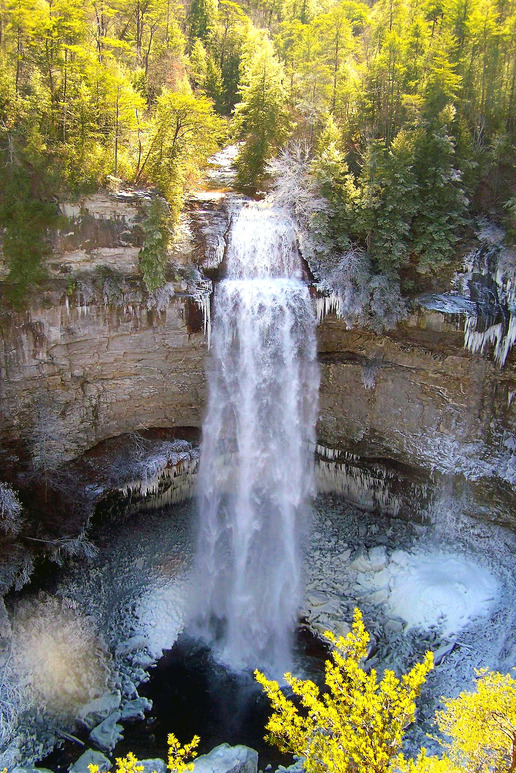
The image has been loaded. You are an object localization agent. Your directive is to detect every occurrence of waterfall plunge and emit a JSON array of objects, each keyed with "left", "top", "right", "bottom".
[{"left": 193, "top": 204, "right": 319, "bottom": 674}]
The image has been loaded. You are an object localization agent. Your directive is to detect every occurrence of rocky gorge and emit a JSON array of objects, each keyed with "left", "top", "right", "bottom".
[{"left": 0, "top": 150, "right": 515, "bottom": 771}]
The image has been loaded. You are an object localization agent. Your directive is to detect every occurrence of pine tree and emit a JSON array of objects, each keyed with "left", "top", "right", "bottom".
[{"left": 234, "top": 35, "right": 292, "bottom": 191}]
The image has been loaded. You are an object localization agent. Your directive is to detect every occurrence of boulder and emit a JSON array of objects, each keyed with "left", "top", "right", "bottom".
[
  {"left": 89, "top": 711, "right": 124, "bottom": 752},
  {"left": 138, "top": 759, "right": 167, "bottom": 773},
  {"left": 120, "top": 697, "right": 153, "bottom": 721},
  {"left": 193, "top": 744, "right": 258, "bottom": 773},
  {"left": 116, "top": 635, "right": 149, "bottom": 657},
  {"left": 349, "top": 546, "right": 387, "bottom": 573},
  {"left": 69, "top": 750, "right": 111, "bottom": 773},
  {"left": 11, "top": 767, "right": 54, "bottom": 773},
  {"left": 77, "top": 691, "right": 121, "bottom": 730}
]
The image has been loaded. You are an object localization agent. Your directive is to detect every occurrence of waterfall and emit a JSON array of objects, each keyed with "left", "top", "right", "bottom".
[{"left": 193, "top": 203, "right": 319, "bottom": 674}]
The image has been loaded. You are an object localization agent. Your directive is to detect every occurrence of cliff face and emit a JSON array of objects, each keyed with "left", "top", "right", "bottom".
[
  {"left": 316, "top": 309, "right": 516, "bottom": 528},
  {"left": 0, "top": 190, "right": 222, "bottom": 472},
  {"left": 0, "top": 292, "right": 207, "bottom": 466},
  {"left": 0, "top": 189, "right": 515, "bottom": 532}
]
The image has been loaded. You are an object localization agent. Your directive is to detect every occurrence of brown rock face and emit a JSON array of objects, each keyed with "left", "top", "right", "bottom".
[
  {"left": 317, "top": 310, "right": 516, "bottom": 528},
  {"left": 0, "top": 288, "right": 207, "bottom": 469},
  {"left": 1, "top": 188, "right": 514, "bottom": 534}
]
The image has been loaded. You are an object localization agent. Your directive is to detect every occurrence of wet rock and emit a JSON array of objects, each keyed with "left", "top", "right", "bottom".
[
  {"left": 69, "top": 750, "right": 111, "bottom": 773},
  {"left": 385, "top": 619, "right": 404, "bottom": 633},
  {"left": 193, "top": 743, "right": 258, "bottom": 773},
  {"left": 120, "top": 697, "right": 153, "bottom": 721},
  {"left": 76, "top": 691, "right": 121, "bottom": 730},
  {"left": 330, "top": 620, "right": 351, "bottom": 638},
  {"left": 308, "top": 597, "right": 341, "bottom": 615},
  {"left": 350, "top": 546, "right": 387, "bottom": 573},
  {"left": 305, "top": 591, "right": 332, "bottom": 608},
  {"left": 367, "top": 589, "right": 390, "bottom": 604},
  {"left": 89, "top": 711, "right": 123, "bottom": 752}
]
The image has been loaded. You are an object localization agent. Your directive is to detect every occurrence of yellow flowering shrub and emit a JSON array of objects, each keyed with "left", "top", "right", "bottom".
[
  {"left": 167, "top": 732, "right": 200, "bottom": 773},
  {"left": 402, "top": 668, "right": 516, "bottom": 773},
  {"left": 88, "top": 732, "right": 199, "bottom": 773},
  {"left": 255, "top": 608, "right": 434, "bottom": 773}
]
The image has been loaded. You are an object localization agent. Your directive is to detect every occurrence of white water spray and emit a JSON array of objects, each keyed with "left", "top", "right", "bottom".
[{"left": 193, "top": 203, "right": 319, "bottom": 674}]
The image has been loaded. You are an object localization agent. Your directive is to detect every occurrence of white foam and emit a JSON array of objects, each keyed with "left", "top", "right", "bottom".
[{"left": 387, "top": 552, "right": 498, "bottom": 635}]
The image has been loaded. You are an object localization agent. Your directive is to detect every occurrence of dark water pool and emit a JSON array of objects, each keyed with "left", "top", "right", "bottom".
[{"left": 43, "top": 628, "right": 327, "bottom": 771}]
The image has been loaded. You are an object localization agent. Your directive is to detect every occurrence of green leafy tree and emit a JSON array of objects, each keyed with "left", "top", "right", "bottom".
[
  {"left": 189, "top": 37, "right": 208, "bottom": 88},
  {"left": 135, "top": 88, "right": 223, "bottom": 219},
  {"left": 187, "top": 0, "right": 218, "bottom": 44},
  {"left": 411, "top": 109, "right": 467, "bottom": 273},
  {"left": 358, "top": 131, "right": 419, "bottom": 274},
  {"left": 311, "top": 114, "right": 358, "bottom": 249}
]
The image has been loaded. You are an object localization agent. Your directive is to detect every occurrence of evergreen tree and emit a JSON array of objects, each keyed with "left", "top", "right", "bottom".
[
  {"left": 234, "top": 35, "right": 292, "bottom": 191},
  {"left": 187, "top": 0, "right": 218, "bottom": 44}
]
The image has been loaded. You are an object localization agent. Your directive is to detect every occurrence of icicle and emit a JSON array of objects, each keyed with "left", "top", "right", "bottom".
[
  {"left": 315, "top": 458, "right": 401, "bottom": 516},
  {"left": 461, "top": 239, "right": 516, "bottom": 367},
  {"left": 194, "top": 287, "right": 212, "bottom": 348},
  {"left": 201, "top": 293, "right": 211, "bottom": 349},
  {"left": 315, "top": 292, "right": 343, "bottom": 324}
]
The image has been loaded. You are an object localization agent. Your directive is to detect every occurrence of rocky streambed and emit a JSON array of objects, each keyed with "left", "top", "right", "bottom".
[{"left": 2, "top": 493, "right": 515, "bottom": 772}]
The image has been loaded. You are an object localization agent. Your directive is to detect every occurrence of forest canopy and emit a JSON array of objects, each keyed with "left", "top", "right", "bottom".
[{"left": 0, "top": 0, "right": 515, "bottom": 300}]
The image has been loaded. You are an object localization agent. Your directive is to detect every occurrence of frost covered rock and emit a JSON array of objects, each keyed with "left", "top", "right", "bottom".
[
  {"left": 120, "top": 696, "right": 152, "bottom": 721},
  {"left": 0, "top": 598, "right": 12, "bottom": 668},
  {"left": 193, "top": 743, "right": 258, "bottom": 773},
  {"left": 69, "top": 750, "right": 111, "bottom": 773},
  {"left": 139, "top": 759, "right": 167, "bottom": 773},
  {"left": 121, "top": 678, "right": 138, "bottom": 698},
  {"left": 116, "top": 635, "right": 149, "bottom": 657},
  {"left": 350, "top": 546, "right": 387, "bottom": 573},
  {"left": 305, "top": 591, "right": 332, "bottom": 608},
  {"left": 77, "top": 690, "right": 121, "bottom": 730},
  {"left": 11, "top": 767, "right": 54, "bottom": 773},
  {"left": 89, "top": 711, "right": 123, "bottom": 752}
]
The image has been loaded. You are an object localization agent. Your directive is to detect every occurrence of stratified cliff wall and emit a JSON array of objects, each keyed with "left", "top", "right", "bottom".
[
  {"left": 316, "top": 309, "right": 515, "bottom": 528},
  {"left": 0, "top": 187, "right": 514, "bottom": 531}
]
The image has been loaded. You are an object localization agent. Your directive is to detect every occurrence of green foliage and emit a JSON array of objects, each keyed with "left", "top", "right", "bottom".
[
  {"left": 188, "top": 0, "right": 219, "bottom": 44},
  {"left": 139, "top": 196, "right": 170, "bottom": 292},
  {"left": 0, "top": 0, "right": 514, "bottom": 296},
  {"left": 410, "top": 116, "right": 468, "bottom": 273},
  {"left": 234, "top": 35, "right": 292, "bottom": 191},
  {"left": 0, "top": 166, "right": 59, "bottom": 307},
  {"left": 136, "top": 89, "right": 224, "bottom": 218},
  {"left": 256, "top": 609, "right": 434, "bottom": 773},
  {"left": 357, "top": 133, "right": 419, "bottom": 274}
]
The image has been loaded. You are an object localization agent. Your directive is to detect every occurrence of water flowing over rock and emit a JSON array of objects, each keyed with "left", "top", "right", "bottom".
[{"left": 193, "top": 204, "right": 319, "bottom": 674}]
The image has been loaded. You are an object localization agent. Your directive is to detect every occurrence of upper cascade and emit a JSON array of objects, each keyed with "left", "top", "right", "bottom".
[{"left": 225, "top": 205, "right": 303, "bottom": 280}]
